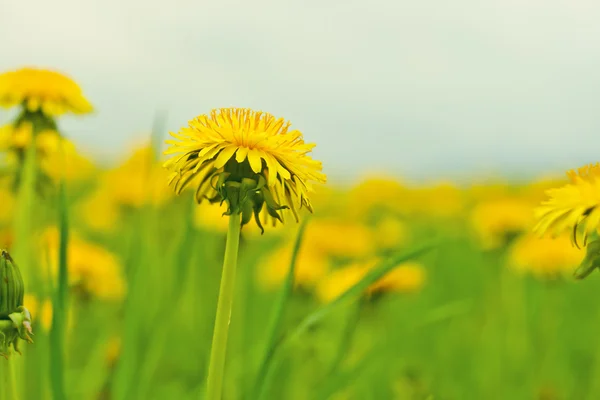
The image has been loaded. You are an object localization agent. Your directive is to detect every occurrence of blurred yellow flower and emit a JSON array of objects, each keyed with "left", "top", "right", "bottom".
[
  {"left": 194, "top": 201, "right": 230, "bottom": 233},
  {"left": 315, "top": 259, "right": 426, "bottom": 303},
  {"left": 367, "top": 261, "right": 425, "bottom": 295},
  {"left": 409, "top": 182, "right": 464, "bottom": 218},
  {"left": 0, "top": 123, "right": 60, "bottom": 155},
  {"left": 534, "top": 163, "right": 600, "bottom": 247},
  {"left": 164, "top": 108, "right": 326, "bottom": 231},
  {"left": 258, "top": 244, "right": 329, "bottom": 290},
  {"left": 0, "top": 188, "right": 15, "bottom": 225},
  {"left": 303, "top": 220, "right": 374, "bottom": 260},
  {"left": 509, "top": 234, "right": 584, "bottom": 278},
  {"left": 77, "top": 189, "right": 121, "bottom": 233},
  {"left": 40, "top": 138, "right": 96, "bottom": 183},
  {"left": 372, "top": 216, "right": 409, "bottom": 252},
  {"left": 40, "top": 227, "right": 126, "bottom": 301},
  {"left": 347, "top": 176, "right": 405, "bottom": 219},
  {"left": 0, "top": 67, "right": 93, "bottom": 115},
  {"left": 104, "top": 144, "right": 172, "bottom": 208},
  {"left": 470, "top": 197, "right": 535, "bottom": 249}
]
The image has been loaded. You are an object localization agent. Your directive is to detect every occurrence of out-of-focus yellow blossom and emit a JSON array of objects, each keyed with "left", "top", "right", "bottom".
[
  {"left": 258, "top": 244, "right": 329, "bottom": 290},
  {"left": 372, "top": 216, "right": 409, "bottom": 252},
  {"left": 470, "top": 197, "right": 535, "bottom": 249},
  {"left": 347, "top": 176, "right": 406, "bottom": 219},
  {"left": 316, "top": 264, "right": 366, "bottom": 303},
  {"left": 0, "top": 67, "right": 93, "bottom": 116},
  {"left": 0, "top": 188, "right": 15, "bottom": 225},
  {"left": 367, "top": 261, "right": 425, "bottom": 295},
  {"left": 408, "top": 182, "right": 464, "bottom": 218},
  {"left": 77, "top": 189, "right": 121, "bottom": 233},
  {"left": 303, "top": 220, "right": 374, "bottom": 260},
  {"left": 465, "top": 182, "right": 512, "bottom": 203},
  {"left": 40, "top": 227, "right": 126, "bottom": 301},
  {"left": 194, "top": 201, "right": 232, "bottom": 233},
  {"left": 534, "top": 163, "right": 600, "bottom": 247},
  {"left": 40, "top": 139, "right": 96, "bottom": 183},
  {"left": 103, "top": 145, "right": 172, "bottom": 208},
  {"left": 0, "top": 123, "right": 60, "bottom": 155},
  {"left": 23, "top": 294, "right": 53, "bottom": 332},
  {"left": 315, "top": 259, "right": 426, "bottom": 303},
  {"left": 509, "top": 234, "right": 584, "bottom": 278}
]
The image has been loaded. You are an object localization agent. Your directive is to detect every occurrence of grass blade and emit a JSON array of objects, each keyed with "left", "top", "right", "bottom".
[
  {"left": 252, "top": 218, "right": 309, "bottom": 399},
  {"left": 256, "top": 241, "right": 437, "bottom": 398},
  {"left": 287, "top": 242, "right": 436, "bottom": 344},
  {"left": 49, "top": 179, "right": 69, "bottom": 400}
]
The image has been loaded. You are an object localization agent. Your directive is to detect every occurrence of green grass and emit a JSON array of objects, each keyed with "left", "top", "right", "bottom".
[{"left": 3, "top": 177, "right": 600, "bottom": 400}]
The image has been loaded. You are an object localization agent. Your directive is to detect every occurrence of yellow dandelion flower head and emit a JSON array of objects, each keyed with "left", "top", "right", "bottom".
[
  {"left": 164, "top": 108, "right": 326, "bottom": 232},
  {"left": 534, "top": 163, "right": 600, "bottom": 247},
  {"left": 509, "top": 233, "right": 584, "bottom": 279},
  {"left": 470, "top": 197, "right": 535, "bottom": 249},
  {"left": 0, "top": 67, "right": 93, "bottom": 116}
]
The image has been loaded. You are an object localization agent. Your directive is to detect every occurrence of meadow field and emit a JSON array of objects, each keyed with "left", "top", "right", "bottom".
[{"left": 0, "top": 68, "right": 598, "bottom": 400}]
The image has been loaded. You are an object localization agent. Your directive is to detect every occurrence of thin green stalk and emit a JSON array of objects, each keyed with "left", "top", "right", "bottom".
[
  {"left": 6, "top": 360, "right": 19, "bottom": 400},
  {"left": 205, "top": 214, "right": 242, "bottom": 400},
  {"left": 49, "top": 179, "right": 69, "bottom": 400}
]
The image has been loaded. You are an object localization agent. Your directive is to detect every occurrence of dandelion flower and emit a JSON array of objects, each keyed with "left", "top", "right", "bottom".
[
  {"left": 0, "top": 67, "right": 93, "bottom": 116},
  {"left": 164, "top": 108, "right": 326, "bottom": 232},
  {"left": 533, "top": 163, "right": 600, "bottom": 247},
  {"left": 470, "top": 197, "right": 535, "bottom": 249}
]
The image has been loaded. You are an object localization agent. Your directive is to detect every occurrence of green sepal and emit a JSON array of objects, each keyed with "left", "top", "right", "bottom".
[{"left": 574, "top": 239, "right": 600, "bottom": 279}]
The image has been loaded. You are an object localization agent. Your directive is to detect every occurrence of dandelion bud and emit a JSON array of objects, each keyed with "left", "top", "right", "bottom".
[
  {"left": 574, "top": 239, "right": 600, "bottom": 280},
  {"left": 0, "top": 306, "right": 34, "bottom": 359},
  {"left": 0, "top": 250, "right": 24, "bottom": 319}
]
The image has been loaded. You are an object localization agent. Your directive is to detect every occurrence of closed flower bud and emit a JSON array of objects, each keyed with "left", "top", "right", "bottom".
[{"left": 0, "top": 250, "right": 24, "bottom": 319}]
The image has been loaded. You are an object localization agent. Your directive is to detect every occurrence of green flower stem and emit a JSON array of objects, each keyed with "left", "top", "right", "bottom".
[
  {"left": 205, "top": 214, "right": 241, "bottom": 400},
  {"left": 7, "top": 360, "right": 19, "bottom": 400}
]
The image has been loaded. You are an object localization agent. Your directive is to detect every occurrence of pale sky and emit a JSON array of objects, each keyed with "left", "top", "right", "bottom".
[{"left": 2, "top": 0, "right": 600, "bottom": 183}]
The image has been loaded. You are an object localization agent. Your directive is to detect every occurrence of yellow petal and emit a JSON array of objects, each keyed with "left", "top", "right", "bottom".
[{"left": 247, "top": 149, "right": 263, "bottom": 173}]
